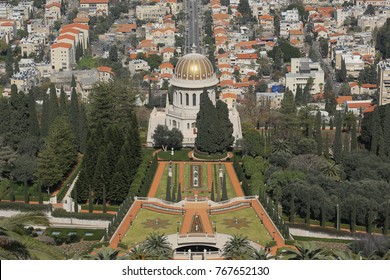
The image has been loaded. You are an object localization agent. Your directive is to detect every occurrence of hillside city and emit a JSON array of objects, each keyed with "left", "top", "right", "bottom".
[{"left": 0, "top": 0, "right": 390, "bottom": 260}]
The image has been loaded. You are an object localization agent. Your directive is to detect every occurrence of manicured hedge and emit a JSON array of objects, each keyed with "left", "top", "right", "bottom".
[
  {"left": 51, "top": 209, "right": 113, "bottom": 220},
  {"left": 0, "top": 201, "right": 52, "bottom": 212}
]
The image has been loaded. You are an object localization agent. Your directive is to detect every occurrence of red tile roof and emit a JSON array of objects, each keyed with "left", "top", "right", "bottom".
[{"left": 51, "top": 42, "right": 72, "bottom": 49}]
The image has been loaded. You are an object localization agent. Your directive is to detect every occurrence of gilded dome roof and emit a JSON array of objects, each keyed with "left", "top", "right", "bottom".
[{"left": 174, "top": 53, "right": 215, "bottom": 81}]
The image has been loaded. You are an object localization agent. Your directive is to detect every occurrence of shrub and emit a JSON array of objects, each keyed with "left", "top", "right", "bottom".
[
  {"left": 0, "top": 201, "right": 52, "bottom": 212},
  {"left": 51, "top": 209, "right": 113, "bottom": 220}
]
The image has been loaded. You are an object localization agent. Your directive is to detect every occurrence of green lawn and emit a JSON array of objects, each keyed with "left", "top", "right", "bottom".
[
  {"left": 76, "top": 55, "right": 98, "bottom": 69},
  {"left": 210, "top": 208, "right": 273, "bottom": 246},
  {"left": 154, "top": 163, "right": 178, "bottom": 200},
  {"left": 45, "top": 227, "right": 105, "bottom": 241},
  {"left": 183, "top": 163, "right": 209, "bottom": 196},
  {"left": 157, "top": 150, "right": 191, "bottom": 161},
  {"left": 212, "top": 164, "right": 237, "bottom": 200},
  {"left": 121, "top": 209, "right": 183, "bottom": 247}
]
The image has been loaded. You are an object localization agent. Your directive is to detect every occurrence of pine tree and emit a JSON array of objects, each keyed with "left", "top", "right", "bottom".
[
  {"left": 27, "top": 91, "right": 39, "bottom": 137},
  {"left": 280, "top": 89, "right": 296, "bottom": 114},
  {"left": 334, "top": 111, "right": 342, "bottom": 163},
  {"left": 370, "top": 107, "right": 383, "bottom": 156},
  {"left": 59, "top": 86, "right": 67, "bottom": 115},
  {"left": 69, "top": 87, "right": 79, "bottom": 146},
  {"left": 329, "top": 117, "right": 334, "bottom": 130},
  {"left": 5, "top": 45, "right": 13, "bottom": 77},
  {"left": 93, "top": 150, "right": 110, "bottom": 203},
  {"left": 316, "top": 111, "right": 322, "bottom": 155},
  {"left": 322, "top": 119, "right": 326, "bottom": 130},
  {"left": 9, "top": 87, "right": 30, "bottom": 140}
]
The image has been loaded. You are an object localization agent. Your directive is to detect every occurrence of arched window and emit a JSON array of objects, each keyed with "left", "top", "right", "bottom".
[
  {"left": 191, "top": 122, "right": 196, "bottom": 128},
  {"left": 173, "top": 120, "right": 177, "bottom": 127},
  {"left": 179, "top": 93, "right": 182, "bottom": 105},
  {"left": 187, "top": 123, "right": 190, "bottom": 129},
  {"left": 193, "top": 94, "right": 196, "bottom": 106},
  {"left": 186, "top": 93, "right": 189, "bottom": 106}
]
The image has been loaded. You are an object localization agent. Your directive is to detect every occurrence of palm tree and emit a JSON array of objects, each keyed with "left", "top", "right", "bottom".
[
  {"left": 251, "top": 248, "right": 274, "bottom": 260},
  {"left": 271, "top": 139, "right": 291, "bottom": 155},
  {"left": 320, "top": 162, "right": 342, "bottom": 180},
  {"left": 331, "top": 249, "right": 363, "bottom": 260},
  {"left": 278, "top": 241, "right": 330, "bottom": 260},
  {"left": 222, "top": 234, "right": 254, "bottom": 260},
  {"left": 128, "top": 244, "right": 153, "bottom": 260},
  {"left": 142, "top": 232, "right": 173, "bottom": 259},
  {"left": 0, "top": 212, "right": 64, "bottom": 260},
  {"left": 82, "top": 246, "right": 127, "bottom": 260}
]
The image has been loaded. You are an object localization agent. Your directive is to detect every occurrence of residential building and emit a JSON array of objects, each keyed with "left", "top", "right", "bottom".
[
  {"left": 378, "top": 60, "right": 390, "bottom": 105},
  {"left": 50, "top": 42, "right": 75, "bottom": 71},
  {"left": 20, "top": 34, "right": 46, "bottom": 58},
  {"left": 10, "top": 68, "right": 41, "bottom": 93},
  {"left": 79, "top": 0, "right": 110, "bottom": 16},
  {"left": 285, "top": 57, "right": 325, "bottom": 96},
  {"left": 98, "top": 66, "right": 114, "bottom": 82},
  {"left": 136, "top": 4, "right": 169, "bottom": 23}
]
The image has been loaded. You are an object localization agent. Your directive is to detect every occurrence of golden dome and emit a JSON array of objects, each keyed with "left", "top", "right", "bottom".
[{"left": 174, "top": 53, "right": 215, "bottom": 81}]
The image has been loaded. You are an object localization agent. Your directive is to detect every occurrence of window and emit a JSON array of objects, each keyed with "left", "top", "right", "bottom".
[
  {"left": 193, "top": 93, "right": 196, "bottom": 106},
  {"left": 173, "top": 120, "right": 177, "bottom": 127},
  {"left": 180, "top": 93, "right": 182, "bottom": 105},
  {"left": 186, "top": 93, "right": 189, "bottom": 106},
  {"left": 187, "top": 123, "right": 190, "bottom": 129}
]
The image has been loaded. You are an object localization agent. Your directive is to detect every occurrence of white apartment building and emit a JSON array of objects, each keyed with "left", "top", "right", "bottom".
[
  {"left": 20, "top": 34, "right": 46, "bottom": 57},
  {"left": 378, "top": 60, "right": 390, "bottom": 106},
  {"left": 136, "top": 4, "right": 169, "bottom": 23},
  {"left": 10, "top": 68, "right": 41, "bottom": 93},
  {"left": 27, "top": 19, "right": 50, "bottom": 36},
  {"left": 358, "top": 14, "right": 387, "bottom": 32},
  {"left": 342, "top": 54, "right": 365, "bottom": 78},
  {"left": 281, "top": 8, "right": 299, "bottom": 22},
  {"left": 50, "top": 42, "right": 75, "bottom": 71},
  {"left": 128, "top": 59, "right": 150, "bottom": 75},
  {"left": 79, "top": 0, "right": 109, "bottom": 16},
  {"left": 285, "top": 57, "right": 325, "bottom": 96}
]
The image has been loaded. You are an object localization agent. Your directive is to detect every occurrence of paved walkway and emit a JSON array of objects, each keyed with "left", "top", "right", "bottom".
[
  {"left": 224, "top": 162, "right": 244, "bottom": 196},
  {"left": 180, "top": 202, "right": 213, "bottom": 234},
  {"left": 208, "top": 163, "right": 212, "bottom": 192},
  {"left": 147, "top": 161, "right": 167, "bottom": 198}
]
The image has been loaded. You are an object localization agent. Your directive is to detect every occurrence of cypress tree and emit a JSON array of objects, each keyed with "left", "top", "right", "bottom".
[
  {"left": 210, "top": 182, "right": 215, "bottom": 201},
  {"left": 9, "top": 185, "right": 15, "bottom": 201},
  {"left": 316, "top": 110, "right": 322, "bottom": 155},
  {"left": 334, "top": 111, "right": 342, "bottom": 163},
  {"left": 69, "top": 87, "right": 79, "bottom": 145},
  {"left": 24, "top": 181, "right": 29, "bottom": 204},
  {"left": 88, "top": 189, "right": 93, "bottom": 213},
  {"left": 322, "top": 119, "right": 326, "bottom": 130},
  {"left": 40, "top": 94, "right": 50, "bottom": 137},
  {"left": 351, "top": 121, "right": 357, "bottom": 151},
  {"left": 27, "top": 91, "right": 39, "bottom": 137},
  {"left": 109, "top": 171, "right": 127, "bottom": 205},
  {"left": 221, "top": 174, "right": 228, "bottom": 201},
  {"left": 5, "top": 45, "right": 13, "bottom": 77},
  {"left": 307, "top": 120, "right": 313, "bottom": 138},
  {"left": 128, "top": 113, "right": 142, "bottom": 166},
  {"left": 102, "top": 182, "right": 107, "bottom": 213},
  {"left": 370, "top": 107, "right": 381, "bottom": 155},
  {"left": 351, "top": 198, "right": 357, "bottom": 233},
  {"left": 384, "top": 201, "right": 389, "bottom": 235},
  {"left": 320, "top": 197, "right": 326, "bottom": 227},
  {"left": 37, "top": 185, "right": 43, "bottom": 205},
  {"left": 49, "top": 83, "right": 59, "bottom": 125},
  {"left": 166, "top": 176, "right": 171, "bottom": 201},
  {"left": 78, "top": 103, "right": 88, "bottom": 153},
  {"left": 171, "top": 185, "right": 176, "bottom": 202},
  {"left": 329, "top": 117, "right": 334, "bottom": 130},
  {"left": 343, "top": 133, "right": 350, "bottom": 158},
  {"left": 71, "top": 74, "right": 76, "bottom": 88},
  {"left": 59, "top": 86, "right": 67, "bottom": 115},
  {"left": 384, "top": 106, "right": 390, "bottom": 156},
  {"left": 305, "top": 192, "right": 311, "bottom": 225},
  {"left": 324, "top": 133, "right": 330, "bottom": 158},
  {"left": 295, "top": 85, "right": 303, "bottom": 106},
  {"left": 280, "top": 89, "right": 297, "bottom": 114},
  {"left": 216, "top": 100, "right": 234, "bottom": 152},
  {"left": 73, "top": 184, "right": 78, "bottom": 212},
  {"left": 177, "top": 183, "right": 181, "bottom": 202},
  {"left": 14, "top": 60, "right": 19, "bottom": 74}
]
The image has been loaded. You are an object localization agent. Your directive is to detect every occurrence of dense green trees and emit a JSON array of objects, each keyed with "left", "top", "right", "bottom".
[
  {"left": 36, "top": 117, "right": 77, "bottom": 193},
  {"left": 195, "top": 90, "right": 234, "bottom": 153},
  {"left": 152, "top": 125, "right": 183, "bottom": 151},
  {"left": 376, "top": 18, "right": 390, "bottom": 58}
]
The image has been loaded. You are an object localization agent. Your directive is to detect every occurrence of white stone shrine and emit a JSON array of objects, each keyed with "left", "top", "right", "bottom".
[{"left": 146, "top": 51, "right": 242, "bottom": 147}]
